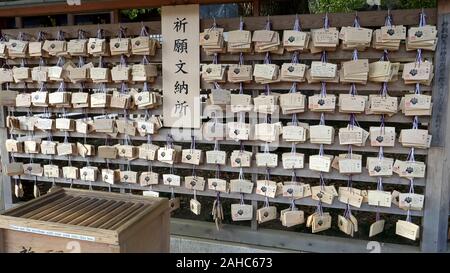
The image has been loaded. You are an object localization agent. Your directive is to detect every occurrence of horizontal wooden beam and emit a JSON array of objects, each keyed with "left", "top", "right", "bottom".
[
  {"left": 9, "top": 106, "right": 427, "bottom": 124},
  {"left": 5, "top": 81, "right": 430, "bottom": 93},
  {"left": 4, "top": 78, "right": 431, "bottom": 92},
  {"left": 11, "top": 152, "right": 426, "bottom": 186},
  {"left": 16, "top": 175, "right": 423, "bottom": 216},
  {"left": 11, "top": 128, "right": 428, "bottom": 156},
  {"left": 202, "top": 47, "right": 434, "bottom": 62},
  {"left": 201, "top": 80, "right": 432, "bottom": 92},
  {"left": 201, "top": 8, "right": 436, "bottom": 29},
  {"left": 171, "top": 218, "right": 420, "bottom": 253},
  {"left": 1, "top": 21, "right": 162, "bottom": 39},
  {"left": 0, "top": 9, "right": 437, "bottom": 37},
  {"left": 2, "top": 48, "right": 432, "bottom": 65},
  {"left": 0, "top": 0, "right": 247, "bottom": 18}
]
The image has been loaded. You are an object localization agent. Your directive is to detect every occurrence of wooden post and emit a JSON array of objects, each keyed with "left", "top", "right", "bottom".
[
  {"left": 0, "top": 150, "right": 4, "bottom": 212},
  {"left": 67, "top": 14, "right": 75, "bottom": 26},
  {"left": 421, "top": 0, "right": 450, "bottom": 252},
  {"left": 0, "top": 115, "right": 3, "bottom": 212},
  {"left": 14, "top": 17, "right": 22, "bottom": 29},
  {"left": 253, "top": 0, "right": 260, "bottom": 16},
  {"left": 110, "top": 10, "right": 119, "bottom": 24},
  {"left": 251, "top": 89, "right": 259, "bottom": 231},
  {"left": 0, "top": 108, "right": 12, "bottom": 212},
  {"left": 251, "top": 199, "right": 258, "bottom": 230},
  {"left": 0, "top": 230, "right": 4, "bottom": 252}
]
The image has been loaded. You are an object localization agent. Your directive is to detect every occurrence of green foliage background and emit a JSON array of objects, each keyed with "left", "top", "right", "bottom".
[
  {"left": 300, "top": 0, "right": 436, "bottom": 14},
  {"left": 120, "top": 0, "right": 437, "bottom": 20},
  {"left": 381, "top": 0, "right": 436, "bottom": 10},
  {"left": 308, "top": 0, "right": 367, "bottom": 13},
  {"left": 121, "top": 8, "right": 161, "bottom": 21}
]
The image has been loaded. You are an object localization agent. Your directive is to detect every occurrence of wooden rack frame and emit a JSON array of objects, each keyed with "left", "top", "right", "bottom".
[{"left": 0, "top": 6, "right": 449, "bottom": 253}]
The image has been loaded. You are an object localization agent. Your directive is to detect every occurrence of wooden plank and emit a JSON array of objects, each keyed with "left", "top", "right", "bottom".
[
  {"left": 0, "top": 130, "right": 11, "bottom": 212},
  {"left": 4, "top": 78, "right": 163, "bottom": 90},
  {"left": 0, "top": 0, "right": 246, "bottom": 17},
  {"left": 45, "top": 198, "right": 98, "bottom": 223},
  {"left": 76, "top": 200, "right": 125, "bottom": 227},
  {"left": 250, "top": 90, "right": 259, "bottom": 231},
  {"left": 106, "top": 204, "right": 149, "bottom": 230},
  {"left": 110, "top": 10, "right": 119, "bottom": 24},
  {"left": 56, "top": 199, "right": 108, "bottom": 224},
  {"left": 421, "top": 3, "right": 450, "bottom": 253},
  {"left": 4, "top": 52, "right": 162, "bottom": 65},
  {"left": 67, "top": 14, "right": 75, "bottom": 26},
  {"left": 19, "top": 195, "right": 73, "bottom": 219},
  {"left": 11, "top": 130, "right": 428, "bottom": 156},
  {"left": 202, "top": 47, "right": 434, "bottom": 62},
  {"left": 11, "top": 153, "right": 426, "bottom": 186},
  {"left": 171, "top": 218, "right": 420, "bottom": 253},
  {"left": 9, "top": 106, "right": 425, "bottom": 124},
  {"left": 1, "top": 46, "right": 432, "bottom": 65},
  {"left": 0, "top": 215, "right": 119, "bottom": 245},
  {"left": 202, "top": 80, "right": 432, "bottom": 92},
  {"left": 159, "top": 210, "right": 170, "bottom": 252},
  {"left": 4, "top": 81, "right": 426, "bottom": 96},
  {"left": 23, "top": 197, "right": 81, "bottom": 220},
  {"left": 201, "top": 9, "right": 437, "bottom": 30},
  {"left": 0, "top": 174, "right": 4, "bottom": 212},
  {"left": 65, "top": 200, "right": 117, "bottom": 225},
  {"left": 63, "top": 187, "right": 164, "bottom": 204},
  {"left": 2, "top": 77, "right": 430, "bottom": 92},
  {"left": 14, "top": 17, "right": 22, "bottom": 29},
  {"left": 440, "top": 1, "right": 450, "bottom": 14},
  {"left": 70, "top": 200, "right": 125, "bottom": 227},
  {"left": 0, "top": 230, "right": 4, "bottom": 253},
  {"left": 118, "top": 216, "right": 165, "bottom": 252},
  {"left": 253, "top": 0, "right": 260, "bottom": 16},
  {"left": 14, "top": 125, "right": 426, "bottom": 150},
  {"left": 37, "top": 197, "right": 91, "bottom": 222},
  {"left": 0, "top": 109, "right": 13, "bottom": 211},
  {"left": 1, "top": 229, "right": 120, "bottom": 253},
  {"left": 430, "top": 21, "right": 450, "bottom": 147},
  {"left": 16, "top": 175, "right": 423, "bottom": 217},
  {"left": 99, "top": 203, "right": 148, "bottom": 229},
  {"left": 86, "top": 202, "right": 136, "bottom": 228},
  {"left": 2, "top": 188, "right": 65, "bottom": 217},
  {"left": 146, "top": 184, "right": 423, "bottom": 216},
  {"left": 112, "top": 201, "right": 165, "bottom": 232},
  {"left": 251, "top": 199, "right": 258, "bottom": 230},
  {"left": 1, "top": 21, "right": 161, "bottom": 39},
  {"left": 116, "top": 201, "right": 169, "bottom": 252},
  {"left": 422, "top": 148, "right": 448, "bottom": 252}
]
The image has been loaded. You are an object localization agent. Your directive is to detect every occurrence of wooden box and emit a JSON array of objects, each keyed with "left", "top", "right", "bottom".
[{"left": 0, "top": 187, "right": 169, "bottom": 253}]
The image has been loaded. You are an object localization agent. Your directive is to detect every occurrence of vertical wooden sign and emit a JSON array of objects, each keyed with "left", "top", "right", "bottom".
[{"left": 162, "top": 4, "right": 201, "bottom": 128}]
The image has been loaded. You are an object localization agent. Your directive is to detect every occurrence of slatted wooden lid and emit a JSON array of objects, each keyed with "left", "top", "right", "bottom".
[{"left": 3, "top": 187, "right": 164, "bottom": 231}]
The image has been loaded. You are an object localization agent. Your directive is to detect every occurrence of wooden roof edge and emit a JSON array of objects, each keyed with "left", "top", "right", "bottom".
[{"left": 0, "top": 0, "right": 248, "bottom": 18}]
